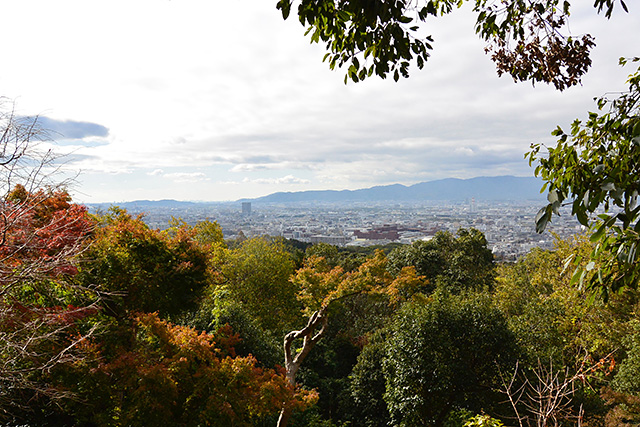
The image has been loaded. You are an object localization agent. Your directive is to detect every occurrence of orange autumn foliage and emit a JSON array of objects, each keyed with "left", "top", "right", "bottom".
[{"left": 71, "top": 313, "right": 316, "bottom": 426}]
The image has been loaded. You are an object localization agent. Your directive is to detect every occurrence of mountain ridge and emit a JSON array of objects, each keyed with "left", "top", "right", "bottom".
[
  {"left": 242, "top": 175, "right": 545, "bottom": 203},
  {"left": 86, "top": 176, "right": 546, "bottom": 207}
]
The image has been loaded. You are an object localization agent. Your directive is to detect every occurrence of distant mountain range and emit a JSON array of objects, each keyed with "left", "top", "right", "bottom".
[
  {"left": 244, "top": 176, "right": 546, "bottom": 203},
  {"left": 88, "top": 176, "right": 547, "bottom": 209}
]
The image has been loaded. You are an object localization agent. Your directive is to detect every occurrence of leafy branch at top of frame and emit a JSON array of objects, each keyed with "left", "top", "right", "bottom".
[{"left": 276, "top": 0, "right": 629, "bottom": 89}]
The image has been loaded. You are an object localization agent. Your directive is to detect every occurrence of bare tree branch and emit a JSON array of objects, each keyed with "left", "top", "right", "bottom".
[
  {"left": 500, "top": 351, "right": 616, "bottom": 427},
  {"left": 0, "top": 100, "right": 100, "bottom": 419}
]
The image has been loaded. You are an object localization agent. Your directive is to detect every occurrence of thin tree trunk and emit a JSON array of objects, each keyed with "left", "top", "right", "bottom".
[
  {"left": 276, "top": 308, "right": 328, "bottom": 427},
  {"left": 277, "top": 405, "right": 293, "bottom": 427}
]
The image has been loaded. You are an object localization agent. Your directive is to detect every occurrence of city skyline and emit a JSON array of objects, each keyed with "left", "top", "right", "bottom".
[{"left": 1, "top": 1, "right": 638, "bottom": 203}]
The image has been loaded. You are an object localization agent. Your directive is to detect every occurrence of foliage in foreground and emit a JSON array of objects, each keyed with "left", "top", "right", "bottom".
[
  {"left": 277, "top": 0, "right": 624, "bottom": 89},
  {"left": 530, "top": 59, "right": 640, "bottom": 300},
  {"left": 63, "top": 313, "right": 315, "bottom": 427},
  {"left": 3, "top": 216, "right": 640, "bottom": 426}
]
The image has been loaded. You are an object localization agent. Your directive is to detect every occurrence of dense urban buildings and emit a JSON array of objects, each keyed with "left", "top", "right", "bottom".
[{"left": 95, "top": 199, "right": 584, "bottom": 261}]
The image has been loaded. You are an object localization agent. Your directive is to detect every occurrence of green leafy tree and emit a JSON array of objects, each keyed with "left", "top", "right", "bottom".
[
  {"left": 216, "top": 237, "right": 301, "bottom": 336},
  {"left": 494, "top": 236, "right": 640, "bottom": 424},
  {"left": 494, "top": 246, "right": 572, "bottom": 364},
  {"left": 495, "top": 236, "right": 639, "bottom": 363},
  {"left": 387, "top": 237, "right": 446, "bottom": 285},
  {"left": 529, "top": 59, "right": 640, "bottom": 299},
  {"left": 277, "top": 0, "right": 625, "bottom": 88},
  {"left": 388, "top": 228, "right": 495, "bottom": 293},
  {"left": 278, "top": 251, "right": 424, "bottom": 426},
  {"left": 612, "top": 320, "right": 640, "bottom": 395},
  {"left": 306, "top": 242, "right": 367, "bottom": 272},
  {"left": 291, "top": 320, "right": 361, "bottom": 426},
  {"left": 354, "top": 291, "right": 517, "bottom": 427},
  {"left": 190, "top": 283, "right": 284, "bottom": 368},
  {"left": 190, "top": 237, "right": 302, "bottom": 372},
  {"left": 77, "top": 208, "right": 209, "bottom": 319},
  {"left": 350, "top": 330, "right": 391, "bottom": 427}
]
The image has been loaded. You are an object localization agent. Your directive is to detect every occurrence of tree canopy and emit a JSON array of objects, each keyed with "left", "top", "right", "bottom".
[
  {"left": 0, "top": 109, "right": 99, "bottom": 419},
  {"left": 77, "top": 208, "right": 209, "bottom": 319},
  {"left": 382, "top": 292, "right": 517, "bottom": 426},
  {"left": 63, "top": 313, "right": 314, "bottom": 427},
  {"left": 387, "top": 229, "right": 495, "bottom": 293}
]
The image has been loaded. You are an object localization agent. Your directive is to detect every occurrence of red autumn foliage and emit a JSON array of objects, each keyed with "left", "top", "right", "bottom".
[
  {"left": 0, "top": 184, "right": 98, "bottom": 414},
  {"left": 1, "top": 185, "right": 93, "bottom": 282}
]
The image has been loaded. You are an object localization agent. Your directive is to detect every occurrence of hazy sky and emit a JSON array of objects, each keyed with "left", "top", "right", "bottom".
[{"left": 1, "top": 0, "right": 637, "bottom": 202}]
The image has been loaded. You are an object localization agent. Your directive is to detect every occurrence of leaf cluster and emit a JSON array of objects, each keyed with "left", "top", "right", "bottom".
[
  {"left": 387, "top": 228, "right": 495, "bottom": 293},
  {"left": 293, "top": 250, "right": 423, "bottom": 315},
  {"left": 77, "top": 208, "right": 209, "bottom": 318},
  {"left": 355, "top": 291, "right": 517, "bottom": 426},
  {"left": 528, "top": 59, "right": 640, "bottom": 299},
  {"left": 215, "top": 237, "right": 300, "bottom": 335},
  {"left": 277, "top": 0, "right": 444, "bottom": 83}
]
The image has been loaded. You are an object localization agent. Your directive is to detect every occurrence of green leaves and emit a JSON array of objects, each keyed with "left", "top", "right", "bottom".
[
  {"left": 278, "top": 0, "right": 453, "bottom": 83},
  {"left": 535, "top": 205, "right": 552, "bottom": 234},
  {"left": 276, "top": 0, "right": 292, "bottom": 19},
  {"left": 529, "top": 59, "right": 640, "bottom": 298},
  {"left": 78, "top": 210, "right": 210, "bottom": 318},
  {"left": 381, "top": 293, "right": 517, "bottom": 425},
  {"left": 219, "top": 237, "right": 299, "bottom": 334},
  {"left": 593, "top": 0, "right": 628, "bottom": 18},
  {"left": 278, "top": 0, "right": 625, "bottom": 88}
]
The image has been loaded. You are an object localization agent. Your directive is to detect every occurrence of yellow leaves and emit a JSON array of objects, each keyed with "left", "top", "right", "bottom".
[
  {"left": 385, "top": 266, "right": 425, "bottom": 305},
  {"left": 343, "top": 250, "right": 390, "bottom": 293},
  {"left": 293, "top": 250, "right": 427, "bottom": 313},
  {"left": 293, "top": 255, "right": 345, "bottom": 313}
]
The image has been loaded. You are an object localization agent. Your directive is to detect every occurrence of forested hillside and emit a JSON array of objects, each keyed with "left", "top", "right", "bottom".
[{"left": 2, "top": 185, "right": 640, "bottom": 425}]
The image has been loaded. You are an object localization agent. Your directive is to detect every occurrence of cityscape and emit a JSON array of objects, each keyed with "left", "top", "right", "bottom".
[{"left": 92, "top": 198, "right": 585, "bottom": 261}]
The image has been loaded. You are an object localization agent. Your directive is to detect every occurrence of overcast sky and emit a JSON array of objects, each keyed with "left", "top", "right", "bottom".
[{"left": 1, "top": 0, "right": 637, "bottom": 202}]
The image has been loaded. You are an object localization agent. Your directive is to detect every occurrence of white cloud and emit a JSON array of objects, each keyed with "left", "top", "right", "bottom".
[
  {"left": 243, "top": 175, "right": 311, "bottom": 185},
  {"left": 162, "top": 172, "right": 209, "bottom": 183},
  {"left": 230, "top": 164, "right": 271, "bottom": 173},
  {"left": 454, "top": 147, "right": 475, "bottom": 156}
]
